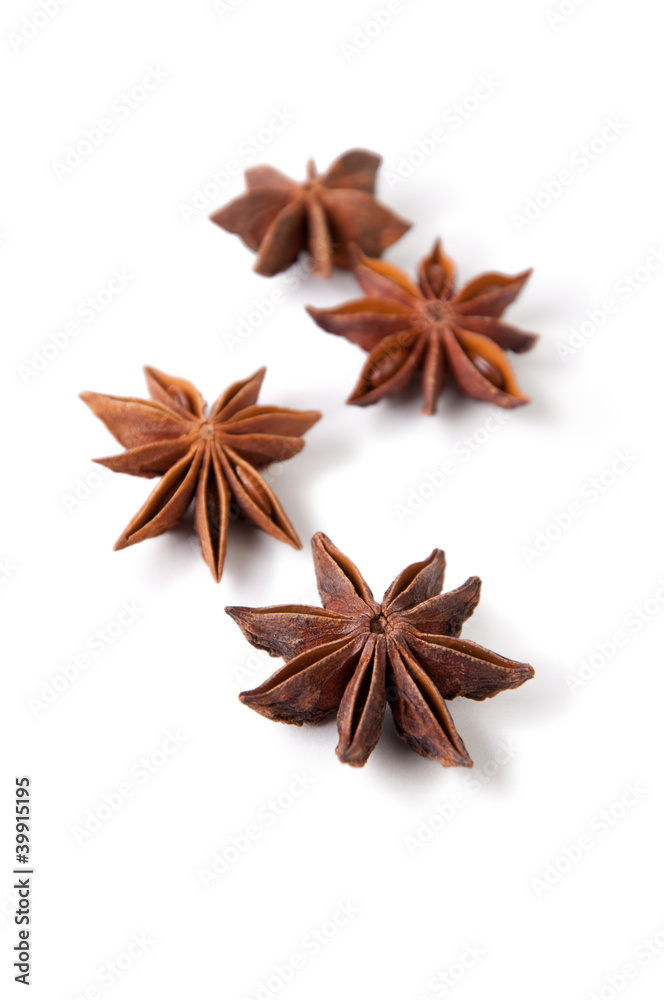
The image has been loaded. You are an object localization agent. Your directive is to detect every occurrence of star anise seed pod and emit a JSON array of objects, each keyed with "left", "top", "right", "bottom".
[
  {"left": 80, "top": 367, "right": 320, "bottom": 581},
  {"left": 307, "top": 240, "right": 538, "bottom": 413},
  {"left": 228, "top": 533, "right": 534, "bottom": 767},
  {"left": 210, "top": 149, "right": 411, "bottom": 278}
]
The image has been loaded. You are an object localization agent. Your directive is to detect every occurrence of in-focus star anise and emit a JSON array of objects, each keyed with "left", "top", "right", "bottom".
[
  {"left": 81, "top": 367, "right": 320, "bottom": 581},
  {"left": 227, "top": 533, "right": 534, "bottom": 767},
  {"left": 210, "top": 149, "right": 411, "bottom": 278},
  {"left": 307, "top": 240, "right": 538, "bottom": 413}
]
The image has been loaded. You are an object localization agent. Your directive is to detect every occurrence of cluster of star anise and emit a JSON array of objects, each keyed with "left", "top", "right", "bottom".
[
  {"left": 82, "top": 148, "right": 535, "bottom": 768},
  {"left": 211, "top": 149, "right": 538, "bottom": 413}
]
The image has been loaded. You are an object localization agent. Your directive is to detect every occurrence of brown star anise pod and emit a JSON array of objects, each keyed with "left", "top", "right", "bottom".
[
  {"left": 210, "top": 149, "right": 411, "bottom": 278},
  {"left": 307, "top": 240, "right": 538, "bottom": 413},
  {"left": 227, "top": 533, "right": 534, "bottom": 767},
  {"left": 80, "top": 367, "right": 320, "bottom": 581}
]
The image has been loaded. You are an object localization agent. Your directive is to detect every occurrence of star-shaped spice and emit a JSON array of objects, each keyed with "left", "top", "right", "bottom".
[
  {"left": 210, "top": 149, "right": 411, "bottom": 278},
  {"left": 307, "top": 240, "right": 538, "bottom": 413},
  {"left": 227, "top": 533, "right": 534, "bottom": 767},
  {"left": 80, "top": 367, "right": 320, "bottom": 581}
]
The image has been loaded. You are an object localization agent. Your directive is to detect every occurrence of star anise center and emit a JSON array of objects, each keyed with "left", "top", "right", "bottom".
[
  {"left": 466, "top": 351, "right": 506, "bottom": 389},
  {"left": 199, "top": 421, "right": 216, "bottom": 442},
  {"left": 417, "top": 299, "right": 453, "bottom": 331},
  {"left": 369, "top": 612, "right": 389, "bottom": 634}
]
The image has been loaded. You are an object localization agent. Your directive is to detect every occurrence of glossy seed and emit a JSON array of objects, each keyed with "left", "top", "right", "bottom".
[
  {"left": 368, "top": 347, "right": 409, "bottom": 386},
  {"left": 467, "top": 351, "right": 506, "bottom": 389}
]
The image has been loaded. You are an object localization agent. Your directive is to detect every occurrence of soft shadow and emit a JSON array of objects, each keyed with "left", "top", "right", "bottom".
[
  {"left": 272, "top": 430, "right": 351, "bottom": 539},
  {"left": 370, "top": 712, "right": 475, "bottom": 796},
  {"left": 138, "top": 517, "right": 200, "bottom": 591},
  {"left": 221, "top": 522, "right": 278, "bottom": 589}
]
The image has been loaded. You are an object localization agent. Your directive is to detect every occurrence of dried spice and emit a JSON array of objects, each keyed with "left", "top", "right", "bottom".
[
  {"left": 81, "top": 367, "right": 320, "bottom": 581},
  {"left": 307, "top": 240, "right": 537, "bottom": 413},
  {"left": 228, "top": 533, "right": 534, "bottom": 767},
  {"left": 210, "top": 149, "right": 411, "bottom": 278}
]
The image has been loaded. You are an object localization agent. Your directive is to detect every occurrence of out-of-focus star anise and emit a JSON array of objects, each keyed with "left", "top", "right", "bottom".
[
  {"left": 210, "top": 149, "right": 411, "bottom": 278},
  {"left": 307, "top": 240, "right": 538, "bottom": 413},
  {"left": 80, "top": 367, "right": 320, "bottom": 581},
  {"left": 227, "top": 533, "right": 534, "bottom": 767}
]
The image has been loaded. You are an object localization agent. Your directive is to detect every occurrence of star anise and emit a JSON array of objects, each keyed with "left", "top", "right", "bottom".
[
  {"left": 307, "top": 240, "right": 538, "bottom": 413},
  {"left": 227, "top": 533, "right": 534, "bottom": 767},
  {"left": 210, "top": 149, "right": 411, "bottom": 278},
  {"left": 80, "top": 367, "right": 320, "bottom": 581}
]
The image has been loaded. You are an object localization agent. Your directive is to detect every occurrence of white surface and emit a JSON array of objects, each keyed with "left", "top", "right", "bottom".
[{"left": 2, "top": 1, "right": 663, "bottom": 997}]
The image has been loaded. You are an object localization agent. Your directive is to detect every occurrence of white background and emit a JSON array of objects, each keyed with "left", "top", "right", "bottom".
[{"left": 2, "top": 0, "right": 663, "bottom": 997}]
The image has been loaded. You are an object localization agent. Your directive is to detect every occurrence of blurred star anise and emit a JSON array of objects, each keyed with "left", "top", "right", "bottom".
[
  {"left": 210, "top": 149, "right": 411, "bottom": 278},
  {"left": 307, "top": 240, "right": 538, "bottom": 413},
  {"left": 227, "top": 533, "right": 534, "bottom": 767},
  {"left": 81, "top": 367, "right": 320, "bottom": 581}
]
